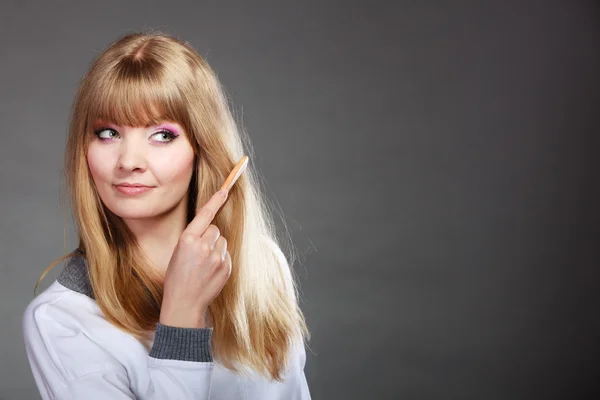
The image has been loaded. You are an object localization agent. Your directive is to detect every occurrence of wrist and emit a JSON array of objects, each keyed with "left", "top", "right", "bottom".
[{"left": 159, "top": 304, "right": 207, "bottom": 329}]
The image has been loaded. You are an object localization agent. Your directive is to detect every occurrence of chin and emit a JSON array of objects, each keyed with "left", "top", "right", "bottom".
[{"left": 105, "top": 203, "right": 165, "bottom": 220}]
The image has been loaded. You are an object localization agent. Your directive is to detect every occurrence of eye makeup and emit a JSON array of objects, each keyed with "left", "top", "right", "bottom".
[
  {"left": 150, "top": 123, "right": 181, "bottom": 143},
  {"left": 154, "top": 123, "right": 182, "bottom": 137},
  {"left": 93, "top": 127, "right": 118, "bottom": 141},
  {"left": 91, "top": 122, "right": 182, "bottom": 144}
]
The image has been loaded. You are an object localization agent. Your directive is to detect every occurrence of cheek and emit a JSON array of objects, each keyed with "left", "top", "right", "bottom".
[
  {"left": 86, "top": 144, "right": 112, "bottom": 182},
  {"left": 152, "top": 150, "right": 195, "bottom": 184},
  {"left": 86, "top": 146, "right": 102, "bottom": 180}
]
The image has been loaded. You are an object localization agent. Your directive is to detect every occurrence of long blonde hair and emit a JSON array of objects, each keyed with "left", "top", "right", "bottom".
[{"left": 34, "top": 31, "right": 309, "bottom": 381}]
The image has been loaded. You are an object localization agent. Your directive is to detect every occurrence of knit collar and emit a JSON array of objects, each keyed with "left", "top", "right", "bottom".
[{"left": 56, "top": 249, "right": 95, "bottom": 299}]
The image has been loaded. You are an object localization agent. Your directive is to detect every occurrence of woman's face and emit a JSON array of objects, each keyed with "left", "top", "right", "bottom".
[{"left": 87, "top": 121, "right": 195, "bottom": 221}]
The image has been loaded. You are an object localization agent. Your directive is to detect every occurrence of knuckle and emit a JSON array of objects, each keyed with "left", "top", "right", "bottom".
[
  {"left": 198, "top": 240, "right": 212, "bottom": 254},
  {"left": 198, "top": 207, "right": 215, "bottom": 219},
  {"left": 209, "top": 252, "right": 222, "bottom": 266},
  {"left": 179, "top": 233, "right": 196, "bottom": 245},
  {"left": 209, "top": 224, "right": 220, "bottom": 237}
]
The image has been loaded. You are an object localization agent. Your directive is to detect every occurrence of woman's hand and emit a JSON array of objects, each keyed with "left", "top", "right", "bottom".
[{"left": 159, "top": 190, "right": 232, "bottom": 328}]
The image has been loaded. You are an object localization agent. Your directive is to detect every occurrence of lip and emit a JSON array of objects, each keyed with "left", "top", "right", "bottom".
[{"left": 113, "top": 183, "right": 154, "bottom": 195}]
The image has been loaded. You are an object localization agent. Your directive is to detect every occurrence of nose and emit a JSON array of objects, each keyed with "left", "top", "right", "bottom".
[{"left": 117, "top": 139, "right": 147, "bottom": 172}]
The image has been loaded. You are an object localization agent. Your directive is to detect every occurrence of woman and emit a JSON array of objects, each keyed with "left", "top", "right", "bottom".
[{"left": 22, "top": 32, "right": 311, "bottom": 399}]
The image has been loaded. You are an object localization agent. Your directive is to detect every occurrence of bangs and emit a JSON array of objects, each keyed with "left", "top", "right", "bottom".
[{"left": 86, "top": 58, "right": 189, "bottom": 131}]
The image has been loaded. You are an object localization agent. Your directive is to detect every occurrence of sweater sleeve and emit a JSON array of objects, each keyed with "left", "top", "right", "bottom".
[{"left": 22, "top": 300, "right": 214, "bottom": 400}]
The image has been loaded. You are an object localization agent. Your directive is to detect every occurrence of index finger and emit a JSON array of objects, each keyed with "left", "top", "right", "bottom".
[{"left": 185, "top": 156, "right": 249, "bottom": 236}]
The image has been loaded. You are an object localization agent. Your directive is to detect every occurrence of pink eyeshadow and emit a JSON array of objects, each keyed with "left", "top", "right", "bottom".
[{"left": 156, "top": 123, "right": 182, "bottom": 136}]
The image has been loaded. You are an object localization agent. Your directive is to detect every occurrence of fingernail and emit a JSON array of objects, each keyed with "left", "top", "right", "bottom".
[{"left": 219, "top": 190, "right": 228, "bottom": 198}]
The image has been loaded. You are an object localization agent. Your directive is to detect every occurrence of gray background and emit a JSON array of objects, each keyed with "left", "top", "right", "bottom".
[{"left": 1, "top": 1, "right": 599, "bottom": 399}]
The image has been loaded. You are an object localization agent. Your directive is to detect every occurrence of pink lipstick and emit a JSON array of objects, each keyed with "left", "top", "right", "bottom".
[{"left": 114, "top": 183, "right": 154, "bottom": 195}]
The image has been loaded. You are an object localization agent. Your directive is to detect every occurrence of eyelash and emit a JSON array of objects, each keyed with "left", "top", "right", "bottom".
[{"left": 93, "top": 128, "right": 178, "bottom": 143}]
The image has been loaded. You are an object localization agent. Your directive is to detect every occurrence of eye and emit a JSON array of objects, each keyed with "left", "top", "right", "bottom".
[
  {"left": 151, "top": 130, "right": 177, "bottom": 143},
  {"left": 94, "top": 128, "right": 118, "bottom": 140}
]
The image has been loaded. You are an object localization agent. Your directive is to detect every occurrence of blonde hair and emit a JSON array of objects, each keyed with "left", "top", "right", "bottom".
[{"left": 34, "top": 31, "right": 309, "bottom": 381}]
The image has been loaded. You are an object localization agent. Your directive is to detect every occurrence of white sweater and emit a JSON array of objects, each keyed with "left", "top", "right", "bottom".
[{"left": 22, "top": 251, "right": 311, "bottom": 399}]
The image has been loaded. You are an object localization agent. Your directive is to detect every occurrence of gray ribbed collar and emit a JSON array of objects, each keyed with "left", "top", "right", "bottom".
[{"left": 56, "top": 250, "right": 95, "bottom": 299}]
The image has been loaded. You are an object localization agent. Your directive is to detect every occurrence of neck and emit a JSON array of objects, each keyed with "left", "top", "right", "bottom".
[{"left": 123, "top": 198, "right": 188, "bottom": 276}]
